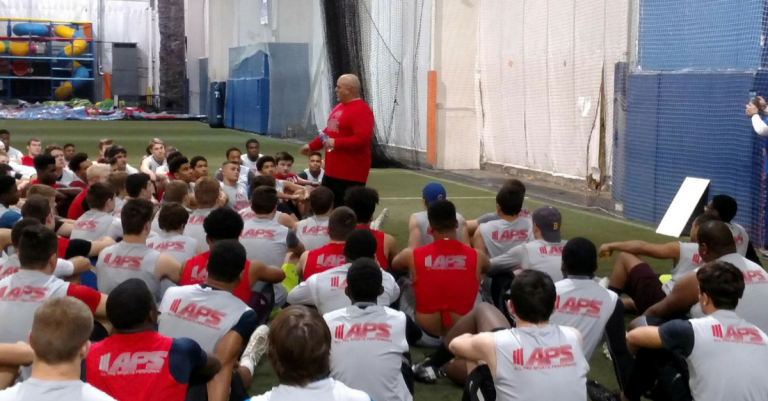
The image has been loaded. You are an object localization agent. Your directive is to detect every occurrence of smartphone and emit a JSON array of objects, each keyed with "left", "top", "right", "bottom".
[{"left": 750, "top": 90, "right": 758, "bottom": 104}]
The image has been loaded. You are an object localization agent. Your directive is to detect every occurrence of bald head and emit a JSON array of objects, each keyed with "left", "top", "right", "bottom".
[
  {"left": 697, "top": 220, "right": 737, "bottom": 261},
  {"left": 335, "top": 74, "right": 361, "bottom": 103}
]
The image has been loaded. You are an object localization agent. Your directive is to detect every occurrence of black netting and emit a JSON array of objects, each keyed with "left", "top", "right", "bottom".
[{"left": 320, "top": 0, "right": 424, "bottom": 169}]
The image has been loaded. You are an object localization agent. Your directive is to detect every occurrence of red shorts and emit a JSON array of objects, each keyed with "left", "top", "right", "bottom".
[{"left": 415, "top": 296, "right": 475, "bottom": 328}]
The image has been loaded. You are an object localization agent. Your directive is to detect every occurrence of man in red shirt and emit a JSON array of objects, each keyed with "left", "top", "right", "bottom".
[
  {"left": 67, "top": 163, "right": 111, "bottom": 220},
  {"left": 180, "top": 207, "right": 285, "bottom": 305},
  {"left": 345, "top": 186, "right": 397, "bottom": 269},
  {"left": 20, "top": 138, "right": 41, "bottom": 167},
  {"left": 85, "top": 279, "right": 220, "bottom": 401},
  {"left": 301, "top": 74, "right": 374, "bottom": 207},
  {"left": 296, "top": 206, "right": 357, "bottom": 280}
]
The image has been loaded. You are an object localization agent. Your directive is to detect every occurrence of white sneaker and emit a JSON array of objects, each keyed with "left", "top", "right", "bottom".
[
  {"left": 370, "top": 208, "right": 390, "bottom": 231},
  {"left": 241, "top": 325, "right": 270, "bottom": 368}
]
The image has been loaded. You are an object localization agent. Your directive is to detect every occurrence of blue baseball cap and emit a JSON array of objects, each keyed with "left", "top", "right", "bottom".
[{"left": 422, "top": 182, "right": 447, "bottom": 205}]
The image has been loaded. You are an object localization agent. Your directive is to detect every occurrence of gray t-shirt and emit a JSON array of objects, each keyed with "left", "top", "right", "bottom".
[
  {"left": 478, "top": 218, "right": 533, "bottom": 259},
  {"left": 295, "top": 216, "right": 330, "bottom": 251},
  {"left": 490, "top": 239, "right": 568, "bottom": 281},
  {"left": 221, "top": 182, "right": 250, "bottom": 212},
  {"left": 0, "top": 379, "right": 115, "bottom": 401},
  {"left": 95, "top": 242, "right": 163, "bottom": 302}
]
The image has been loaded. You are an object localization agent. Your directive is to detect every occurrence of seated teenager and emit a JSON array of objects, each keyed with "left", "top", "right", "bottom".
[
  {"left": 616, "top": 261, "right": 768, "bottom": 401},
  {"left": 0, "top": 224, "right": 108, "bottom": 380},
  {"left": 392, "top": 200, "right": 489, "bottom": 339},
  {"left": 466, "top": 179, "right": 532, "bottom": 238},
  {"left": 449, "top": 270, "right": 588, "bottom": 401},
  {"left": 288, "top": 229, "right": 400, "bottom": 315},
  {"left": 184, "top": 177, "right": 222, "bottom": 253},
  {"left": 600, "top": 213, "right": 719, "bottom": 314},
  {"left": 408, "top": 182, "right": 469, "bottom": 248},
  {"left": 324, "top": 258, "right": 416, "bottom": 401},
  {"left": 244, "top": 175, "right": 299, "bottom": 228},
  {"left": 345, "top": 187, "right": 397, "bottom": 269},
  {"left": 295, "top": 186, "right": 334, "bottom": 250},
  {"left": 179, "top": 207, "right": 285, "bottom": 305},
  {"left": 95, "top": 199, "right": 182, "bottom": 302},
  {"left": 146, "top": 203, "right": 200, "bottom": 264},
  {"left": 489, "top": 206, "right": 567, "bottom": 282},
  {"left": 0, "top": 175, "right": 21, "bottom": 229},
  {"left": 296, "top": 207, "right": 357, "bottom": 280},
  {"left": 248, "top": 305, "right": 372, "bottom": 401},
  {"left": 704, "top": 194, "right": 761, "bottom": 264},
  {"left": 85, "top": 279, "right": 220, "bottom": 401},
  {"left": 151, "top": 180, "right": 191, "bottom": 234},
  {"left": 254, "top": 156, "right": 307, "bottom": 218},
  {"left": 67, "top": 163, "right": 111, "bottom": 220},
  {"left": 159, "top": 240, "right": 263, "bottom": 401},
  {"left": 0, "top": 298, "right": 115, "bottom": 400},
  {"left": 473, "top": 186, "right": 532, "bottom": 260},
  {"left": 70, "top": 183, "right": 117, "bottom": 241}
]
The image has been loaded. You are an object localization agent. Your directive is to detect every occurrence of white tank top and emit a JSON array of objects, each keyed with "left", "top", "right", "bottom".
[
  {"left": 221, "top": 182, "right": 250, "bottom": 211},
  {"left": 0, "top": 270, "right": 70, "bottom": 345},
  {"left": 413, "top": 211, "right": 465, "bottom": 246},
  {"left": 112, "top": 197, "right": 126, "bottom": 218},
  {"left": 183, "top": 208, "right": 214, "bottom": 253},
  {"left": 250, "top": 378, "right": 370, "bottom": 401},
  {"left": 493, "top": 325, "right": 588, "bottom": 401},
  {"left": 687, "top": 310, "right": 768, "bottom": 401},
  {"left": 727, "top": 222, "right": 750, "bottom": 257},
  {"left": 302, "top": 263, "right": 399, "bottom": 315},
  {"left": 239, "top": 218, "right": 289, "bottom": 268},
  {"left": 663, "top": 242, "right": 703, "bottom": 294},
  {"left": 148, "top": 156, "right": 167, "bottom": 173},
  {"left": 324, "top": 305, "right": 411, "bottom": 401},
  {"left": 302, "top": 168, "right": 324, "bottom": 184},
  {"left": 71, "top": 211, "right": 116, "bottom": 241},
  {"left": 0, "top": 379, "right": 116, "bottom": 401},
  {"left": 158, "top": 285, "right": 253, "bottom": 354},
  {"left": 690, "top": 253, "right": 768, "bottom": 333},
  {"left": 95, "top": 242, "right": 163, "bottom": 302},
  {"left": 296, "top": 216, "right": 331, "bottom": 251},
  {"left": 0, "top": 255, "right": 74, "bottom": 280},
  {"left": 479, "top": 218, "right": 533, "bottom": 258},
  {"left": 551, "top": 277, "right": 618, "bottom": 359},
  {"left": 146, "top": 233, "right": 199, "bottom": 265},
  {"left": 241, "top": 154, "right": 263, "bottom": 176},
  {"left": 238, "top": 208, "right": 284, "bottom": 225}
]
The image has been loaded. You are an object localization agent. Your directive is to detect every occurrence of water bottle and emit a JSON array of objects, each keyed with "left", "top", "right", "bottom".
[{"left": 320, "top": 133, "right": 329, "bottom": 143}]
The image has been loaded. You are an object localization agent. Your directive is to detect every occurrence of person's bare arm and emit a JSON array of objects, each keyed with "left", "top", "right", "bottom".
[
  {"left": 391, "top": 248, "right": 414, "bottom": 274},
  {"left": 0, "top": 342, "right": 33, "bottom": 367},
  {"left": 208, "top": 331, "right": 243, "bottom": 401},
  {"left": 289, "top": 241, "right": 305, "bottom": 260},
  {"left": 56, "top": 221, "right": 73, "bottom": 238},
  {"left": 407, "top": 215, "right": 422, "bottom": 249},
  {"left": 460, "top": 220, "right": 471, "bottom": 246},
  {"left": 384, "top": 234, "right": 397, "bottom": 267},
  {"left": 249, "top": 260, "right": 286, "bottom": 285},
  {"left": 140, "top": 157, "right": 157, "bottom": 181},
  {"left": 0, "top": 229, "right": 11, "bottom": 249},
  {"left": 154, "top": 253, "right": 182, "bottom": 283},
  {"left": 88, "top": 237, "right": 116, "bottom": 257},
  {"left": 277, "top": 213, "right": 297, "bottom": 229},
  {"left": 294, "top": 177, "right": 319, "bottom": 187},
  {"left": 472, "top": 230, "right": 488, "bottom": 255},
  {"left": 294, "top": 251, "right": 309, "bottom": 278},
  {"left": 93, "top": 293, "right": 108, "bottom": 320},
  {"left": 626, "top": 326, "right": 663, "bottom": 355},
  {"left": 476, "top": 249, "right": 491, "bottom": 276},
  {"left": 644, "top": 271, "right": 699, "bottom": 319},
  {"left": 449, "top": 332, "right": 497, "bottom": 372},
  {"left": 69, "top": 256, "right": 92, "bottom": 275},
  {"left": 599, "top": 241, "right": 681, "bottom": 263},
  {"left": 283, "top": 181, "right": 306, "bottom": 196},
  {"left": 56, "top": 187, "right": 82, "bottom": 199}
]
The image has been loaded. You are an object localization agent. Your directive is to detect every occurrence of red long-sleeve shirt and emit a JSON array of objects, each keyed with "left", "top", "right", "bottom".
[{"left": 309, "top": 99, "right": 374, "bottom": 183}]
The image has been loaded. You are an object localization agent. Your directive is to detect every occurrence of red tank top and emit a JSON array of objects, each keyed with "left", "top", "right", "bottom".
[
  {"left": 86, "top": 332, "right": 186, "bottom": 401},
  {"left": 303, "top": 242, "right": 346, "bottom": 280},
  {"left": 356, "top": 224, "right": 388, "bottom": 269},
  {"left": 180, "top": 251, "right": 252, "bottom": 303},
  {"left": 412, "top": 239, "right": 479, "bottom": 323}
]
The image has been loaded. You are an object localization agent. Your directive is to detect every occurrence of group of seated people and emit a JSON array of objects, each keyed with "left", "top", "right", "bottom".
[{"left": 0, "top": 130, "right": 766, "bottom": 401}]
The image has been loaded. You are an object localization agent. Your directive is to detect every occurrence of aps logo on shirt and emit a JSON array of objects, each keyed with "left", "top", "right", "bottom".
[
  {"left": 98, "top": 351, "right": 167, "bottom": 375},
  {"left": 424, "top": 255, "right": 467, "bottom": 270},
  {"left": 555, "top": 296, "right": 602, "bottom": 318},
  {"left": 333, "top": 322, "right": 392, "bottom": 342},
  {"left": 168, "top": 299, "right": 227, "bottom": 329},
  {"left": 711, "top": 324, "right": 765, "bottom": 345},
  {"left": 512, "top": 345, "right": 576, "bottom": 370},
  {"left": 491, "top": 230, "right": 528, "bottom": 242}
]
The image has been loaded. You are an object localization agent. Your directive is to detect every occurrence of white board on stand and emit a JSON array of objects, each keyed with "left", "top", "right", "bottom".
[{"left": 656, "top": 177, "right": 710, "bottom": 238}]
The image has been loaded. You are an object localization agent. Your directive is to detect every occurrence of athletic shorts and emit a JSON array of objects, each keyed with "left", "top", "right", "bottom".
[
  {"left": 625, "top": 263, "right": 666, "bottom": 314},
  {"left": 463, "top": 364, "right": 496, "bottom": 401},
  {"left": 416, "top": 299, "right": 475, "bottom": 328},
  {"left": 321, "top": 175, "right": 365, "bottom": 208}
]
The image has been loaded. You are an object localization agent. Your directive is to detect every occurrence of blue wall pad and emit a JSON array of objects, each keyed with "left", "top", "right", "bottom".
[
  {"left": 224, "top": 43, "right": 310, "bottom": 136},
  {"left": 638, "top": 0, "right": 765, "bottom": 71},
  {"left": 623, "top": 71, "right": 765, "bottom": 243},
  {"left": 612, "top": 62, "right": 630, "bottom": 203},
  {"left": 224, "top": 79, "right": 235, "bottom": 128},
  {"left": 199, "top": 58, "right": 209, "bottom": 118}
]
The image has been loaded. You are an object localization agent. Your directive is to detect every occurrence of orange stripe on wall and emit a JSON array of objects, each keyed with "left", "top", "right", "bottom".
[
  {"left": 427, "top": 70, "right": 437, "bottom": 166},
  {"left": 103, "top": 73, "right": 111, "bottom": 100}
]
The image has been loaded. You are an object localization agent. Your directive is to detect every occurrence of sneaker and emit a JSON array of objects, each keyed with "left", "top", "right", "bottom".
[
  {"left": 241, "top": 325, "right": 270, "bottom": 368},
  {"left": 587, "top": 380, "right": 621, "bottom": 401},
  {"left": 598, "top": 277, "right": 610, "bottom": 289},
  {"left": 412, "top": 362, "right": 446, "bottom": 384},
  {"left": 603, "top": 342, "right": 613, "bottom": 361},
  {"left": 370, "top": 208, "right": 389, "bottom": 231}
]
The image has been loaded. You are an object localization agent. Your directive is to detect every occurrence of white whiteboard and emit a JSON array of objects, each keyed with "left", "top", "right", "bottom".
[{"left": 656, "top": 177, "right": 710, "bottom": 238}]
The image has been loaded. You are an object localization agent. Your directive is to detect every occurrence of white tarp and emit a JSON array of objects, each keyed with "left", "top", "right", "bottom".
[{"left": 477, "top": 0, "right": 627, "bottom": 179}]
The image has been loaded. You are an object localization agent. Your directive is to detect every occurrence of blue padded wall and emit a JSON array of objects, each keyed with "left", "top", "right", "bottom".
[
  {"left": 623, "top": 71, "right": 765, "bottom": 242},
  {"left": 266, "top": 43, "right": 310, "bottom": 136},
  {"left": 638, "top": 0, "right": 765, "bottom": 71}
]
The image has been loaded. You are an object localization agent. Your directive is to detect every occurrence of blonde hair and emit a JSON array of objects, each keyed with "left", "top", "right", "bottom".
[
  {"left": 86, "top": 163, "right": 111, "bottom": 182},
  {"left": 27, "top": 184, "right": 57, "bottom": 200}
]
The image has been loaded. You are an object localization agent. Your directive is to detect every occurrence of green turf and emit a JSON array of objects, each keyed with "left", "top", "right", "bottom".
[{"left": 0, "top": 120, "right": 681, "bottom": 398}]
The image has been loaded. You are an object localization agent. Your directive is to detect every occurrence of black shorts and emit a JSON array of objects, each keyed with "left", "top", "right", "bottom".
[
  {"left": 321, "top": 175, "right": 365, "bottom": 207},
  {"left": 463, "top": 364, "right": 496, "bottom": 401},
  {"left": 625, "top": 263, "right": 666, "bottom": 314}
]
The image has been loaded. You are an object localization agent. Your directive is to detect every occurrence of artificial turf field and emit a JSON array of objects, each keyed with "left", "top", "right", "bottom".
[{"left": 1, "top": 120, "right": 684, "bottom": 398}]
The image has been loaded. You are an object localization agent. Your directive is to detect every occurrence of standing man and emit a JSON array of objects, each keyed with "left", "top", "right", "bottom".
[{"left": 301, "top": 74, "right": 374, "bottom": 207}]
